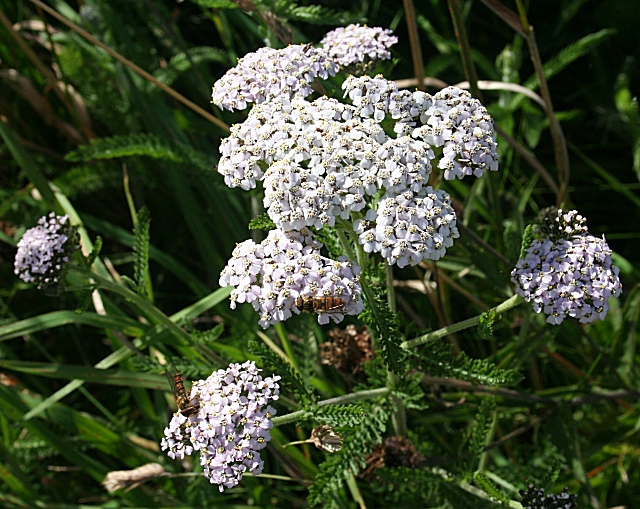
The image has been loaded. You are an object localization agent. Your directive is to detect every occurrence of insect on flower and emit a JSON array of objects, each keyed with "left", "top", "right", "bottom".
[
  {"left": 295, "top": 295, "right": 346, "bottom": 314},
  {"left": 165, "top": 363, "right": 199, "bottom": 418}
]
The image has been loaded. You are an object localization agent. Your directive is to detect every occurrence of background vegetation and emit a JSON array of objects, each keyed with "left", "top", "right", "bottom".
[{"left": 0, "top": 0, "right": 639, "bottom": 507}]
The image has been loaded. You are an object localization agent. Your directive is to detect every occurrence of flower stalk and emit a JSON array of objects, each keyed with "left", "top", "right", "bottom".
[
  {"left": 401, "top": 294, "right": 524, "bottom": 349},
  {"left": 272, "top": 388, "right": 391, "bottom": 427}
]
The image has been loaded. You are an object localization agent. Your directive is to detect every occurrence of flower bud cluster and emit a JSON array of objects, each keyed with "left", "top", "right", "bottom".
[
  {"left": 511, "top": 209, "right": 622, "bottom": 325},
  {"left": 14, "top": 213, "right": 79, "bottom": 290},
  {"left": 219, "top": 228, "right": 364, "bottom": 328},
  {"left": 519, "top": 484, "right": 577, "bottom": 509},
  {"left": 211, "top": 45, "right": 338, "bottom": 111},
  {"left": 320, "top": 24, "right": 398, "bottom": 68},
  {"left": 541, "top": 208, "right": 588, "bottom": 242},
  {"left": 161, "top": 361, "right": 280, "bottom": 492}
]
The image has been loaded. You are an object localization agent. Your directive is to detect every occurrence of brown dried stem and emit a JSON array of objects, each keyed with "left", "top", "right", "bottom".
[
  {"left": 402, "top": 0, "right": 425, "bottom": 91},
  {"left": 446, "top": 0, "right": 482, "bottom": 100},
  {"left": 479, "top": 0, "right": 571, "bottom": 206}
]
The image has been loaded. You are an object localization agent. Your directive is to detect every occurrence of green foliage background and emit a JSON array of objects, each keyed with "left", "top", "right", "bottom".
[{"left": 0, "top": 0, "right": 639, "bottom": 508}]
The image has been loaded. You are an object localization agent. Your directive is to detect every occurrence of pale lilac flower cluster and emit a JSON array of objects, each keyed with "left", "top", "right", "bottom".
[
  {"left": 14, "top": 213, "right": 78, "bottom": 289},
  {"left": 211, "top": 45, "right": 338, "bottom": 111},
  {"left": 320, "top": 24, "right": 398, "bottom": 67},
  {"left": 511, "top": 210, "right": 622, "bottom": 325},
  {"left": 219, "top": 228, "right": 364, "bottom": 328},
  {"left": 161, "top": 361, "right": 280, "bottom": 492}
]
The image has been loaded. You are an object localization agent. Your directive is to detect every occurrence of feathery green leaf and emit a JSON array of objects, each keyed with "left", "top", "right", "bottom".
[{"left": 133, "top": 207, "right": 151, "bottom": 299}]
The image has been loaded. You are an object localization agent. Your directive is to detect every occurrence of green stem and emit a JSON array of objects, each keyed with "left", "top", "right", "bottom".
[
  {"left": 431, "top": 468, "right": 523, "bottom": 509},
  {"left": 335, "top": 227, "right": 358, "bottom": 265},
  {"left": 335, "top": 226, "right": 384, "bottom": 345},
  {"left": 385, "top": 263, "right": 396, "bottom": 313},
  {"left": 401, "top": 295, "right": 524, "bottom": 349},
  {"left": 274, "top": 323, "right": 298, "bottom": 370},
  {"left": 384, "top": 263, "right": 407, "bottom": 436},
  {"left": 272, "top": 388, "right": 391, "bottom": 426},
  {"left": 337, "top": 225, "right": 407, "bottom": 438}
]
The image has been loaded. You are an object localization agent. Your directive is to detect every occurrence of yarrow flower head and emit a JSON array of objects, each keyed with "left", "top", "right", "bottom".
[
  {"left": 14, "top": 213, "right": 79, "bottom": 291},
  {"left": 354, "top": 188, "right": 459, "bottom": 267},
  {"left": 161, "top": 361, "right": 280, "bottom": 492},
  {"left": 411, "top": 87, "right": 499, "bottom": 180},
  {"left": 519, "top": 484, "right": 577, "bottom": 509},
  {"left": 211, "top": 44, "right": 338, "bottom": 111},
  {"left": 320, "top": 24, "right": 398, "bottom": 69},
  {"left": 219, "top": 228, "right": 364, "bottom": 328},
  {"left": 215, "top": 73, "right": 498, "bottom": 326},
  {"left": 511, "top": 209, "right": 622, "bottom": 325}
]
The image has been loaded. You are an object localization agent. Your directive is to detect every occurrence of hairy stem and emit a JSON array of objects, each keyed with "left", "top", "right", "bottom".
[
  {"left": 401, "top": 295, "right": 524, "bottom": 349},
  {"left": 272, "top": 388, "right": 391, "bottom": 426}
]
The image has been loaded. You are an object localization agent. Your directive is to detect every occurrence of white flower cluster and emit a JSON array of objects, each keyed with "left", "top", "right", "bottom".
[
  {"left": 161, "top": 361, "right": 280, "bottom": 492},
  {"left": 211, "top": 45, "right": 338, "bottom": 111},
  {"left": 511, "top": 210, "right": 622, "bottom": 325},
  {"left": 320, "top": 24, "right": 398, "bottom": 67},
  {"left": 218, "top": 75, "right": 494, "bottom": 268},
  {"left": 219, "top": 228, "right": 364, "bottom": 328},
  {"left": 14, "top": 213, "right": 78, "bottom": 289},
  {"left": 355, "top": 188, "right": 459, "bottom": 267}
]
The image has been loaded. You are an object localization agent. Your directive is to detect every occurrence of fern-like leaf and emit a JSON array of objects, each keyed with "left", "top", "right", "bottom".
[
  {"left": 190, "top": 0, "right": 237, "bottom": 8},
  {"left": 248, "top": 214, "right": 276, "bottom": 231},
  {"left": 312, "top": 404, "right": 364, "bottom": 428},
  {"left": 191, "top": 324, "right": 224, "bottom": 344},
  {"left": 308, "top": 402, "right": 389, "bottom": 506},
  {"left": 312, "top": 225, "right": 344, "bottom": 260},
  {"left": 473, "top": 472, "right": 510, "bottom": 505},
  {"left": 415, "top": 343, "right": 523, "bottom": 386},
  {"left": 66, "top": 134, "right": 182, "bottom": 163},
  {"left": 87, "top": 236, "right": 102, "bottom": 268},
  {"left": 65, "top": 134, "right": 215, "bottom": 173},
  {"left": 133, "top": 207, "right": 151, "bottom": 299},
  {"left": 360, "top": 283, "right": 405, "bottom": 375},
  {"left": 519, "top": 224, "right": 535, "bottom": 259},
  {"left": 371, "top": 466, "right": 443, "bottom": 506},
  {"left": 249, "top": 340, "right": 315, "bottom": 404},
  {"left": 54, "top": 162, "right": 124, "bottom": 197},
  {"left": 467, "top": 398, "right": 497, "bottom": 472},
  {"left": 154, "top": 47, "right": 228, "bottom": 87},
  {"left": 478, "top": 309, "right": 496, "bottom": 340},
  {"left": 284, "top": 5, "right": 362, "bottom": 25}
]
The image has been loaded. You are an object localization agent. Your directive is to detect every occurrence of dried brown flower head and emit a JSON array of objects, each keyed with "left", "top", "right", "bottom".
[
  {"left": 320, "top": 325, "right": 373, "bottom": 375},
  {"left": 360, "top": 437, "right": 424, "bottom": 480}
]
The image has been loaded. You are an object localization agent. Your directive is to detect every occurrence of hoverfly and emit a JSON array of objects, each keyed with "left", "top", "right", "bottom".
[
  {"left": 295, "top": 295, "right": 346, "bottom": 314},
  {"left": 165, "top": 363, "right": 199, "bottom": 418}
]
